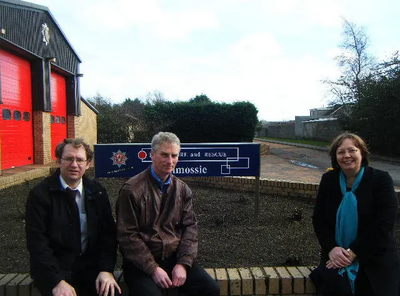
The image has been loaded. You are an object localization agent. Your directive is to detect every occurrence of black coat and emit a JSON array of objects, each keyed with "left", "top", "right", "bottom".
[
  {"left": 25, "top": 169, "right": 117, "bottom": 293},
  {"left": 312, "top": 166, "right": 400, "bottom": 296}
]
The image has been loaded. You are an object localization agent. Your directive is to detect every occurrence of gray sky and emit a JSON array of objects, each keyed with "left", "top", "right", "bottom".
[{"left": 30, "top": 0, "right": 400, "bottom": 121}]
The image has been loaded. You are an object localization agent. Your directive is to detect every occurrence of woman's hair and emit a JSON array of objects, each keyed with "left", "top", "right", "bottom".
[
  {"left": 55, "top": 138, "right": 94, "bottom": 162},
  {"left": 329, "top": 132, "right": 370, "bottom": 170},
  {"left": 151, "top": 132, "right": 181, "bottom": 152}
]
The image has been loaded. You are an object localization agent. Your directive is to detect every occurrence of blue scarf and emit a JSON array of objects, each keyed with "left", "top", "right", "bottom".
[{"left": 335, "top": 166, "right": 364, "bottom": 295}]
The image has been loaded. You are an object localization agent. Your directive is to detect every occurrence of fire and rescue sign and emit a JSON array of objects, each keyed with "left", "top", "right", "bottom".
[{"left": 94, "top": 143, "right": 260, "bottom": 178}]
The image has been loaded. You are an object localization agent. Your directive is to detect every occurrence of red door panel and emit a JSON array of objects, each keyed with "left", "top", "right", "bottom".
[
  {"left": 50, "top": 72, "right": 68, "bottom": 159},
  {"left": 0, "top": 49, "right": 34, "bottom": 169}
]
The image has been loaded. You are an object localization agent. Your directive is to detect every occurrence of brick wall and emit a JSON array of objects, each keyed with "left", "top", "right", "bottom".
[
  {"left": 67, "top": 115, "right": 76, "bottom": 138},
  {"left": 33, "top": 111, "right": 52, "bottom": 165},
  {"left": 74, "top": 102, "right": 97, "bottom": 148},
  {"left": 0, "top": 266, "right": 321, "bottom": 296},
  {"left": 183, "top": 176, "right": 320, "bottom": 199}
]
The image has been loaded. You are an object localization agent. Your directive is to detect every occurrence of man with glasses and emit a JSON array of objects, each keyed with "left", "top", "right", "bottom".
[{"left": 26, "top": 138, "right": 121, "bottom": 296}]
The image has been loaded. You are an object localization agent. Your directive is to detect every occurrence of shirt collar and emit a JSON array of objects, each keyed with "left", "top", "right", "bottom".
[
  {"left": 59, "top": 175, "right": 83, "bottom": 196},
  {"left": 151, "top": 165, "right": 171, "bottom": 193}
]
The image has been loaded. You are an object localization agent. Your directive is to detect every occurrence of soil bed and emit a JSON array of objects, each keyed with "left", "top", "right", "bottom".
[{"left": 1, "top": 175, "right": 398, "bottom": 274}]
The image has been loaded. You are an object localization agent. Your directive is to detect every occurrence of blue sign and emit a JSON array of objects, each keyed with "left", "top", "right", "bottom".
[{"left": 94, "top": 143, "right": 260, "bottom": 178}]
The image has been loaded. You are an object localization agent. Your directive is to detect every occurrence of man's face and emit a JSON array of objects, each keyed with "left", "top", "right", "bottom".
[
  {"left": 59, "top": 144, "right": 90, "bottom": 187},
  {"left": 151, "top": 142, "right": 180, "bottom": 181}
]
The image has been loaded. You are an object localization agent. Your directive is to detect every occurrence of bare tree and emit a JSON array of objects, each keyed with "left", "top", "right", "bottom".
[
  {"left": 145, "top": 90, "right": 167, "bottom": 105},
  {"left": 324, "top": 18, "right": 375, "bottom": 104}
]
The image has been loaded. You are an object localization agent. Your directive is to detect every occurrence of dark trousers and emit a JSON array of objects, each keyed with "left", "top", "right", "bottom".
[
  {"left": 123, "top": 257, "right": 220, "bottom": 296},
  {"left": 35, "top": 253, "right": 121, "bottom": 296},
  {"left": 311, "top": 258, "right": 375, "bottom": 296}
]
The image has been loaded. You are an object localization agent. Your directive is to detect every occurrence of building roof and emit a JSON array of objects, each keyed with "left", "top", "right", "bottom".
[{"left": 0, "top": 0, "right": 82, "bottom": 62}]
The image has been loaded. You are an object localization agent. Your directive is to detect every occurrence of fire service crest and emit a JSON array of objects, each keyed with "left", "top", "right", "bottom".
[{"left": 110, "top": 150, "right": 128, "bottom": 168}]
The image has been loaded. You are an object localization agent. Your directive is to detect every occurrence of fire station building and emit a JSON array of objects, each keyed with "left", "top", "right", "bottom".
[{"left": 0, "top": 0, "right": 98, "bottom": 175}]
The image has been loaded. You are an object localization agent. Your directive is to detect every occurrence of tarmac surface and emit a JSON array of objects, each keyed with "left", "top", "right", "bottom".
[{"left": 257, "top": 139, "right": 400, "bottom": 190}]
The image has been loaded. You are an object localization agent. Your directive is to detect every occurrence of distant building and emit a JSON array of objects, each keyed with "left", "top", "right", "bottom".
[
  {"left": 258, "top": 105, "right": 343, "bottom": 141},
  {"left": 309, "top": 107, "right": 332, "bottom": 116},
  {"left": 0, "top": 0, "right": 98, "bottom": 174}
]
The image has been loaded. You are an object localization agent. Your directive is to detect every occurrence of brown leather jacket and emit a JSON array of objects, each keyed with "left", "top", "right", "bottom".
[{"left": 116, "top": 167, "right": 198, "bottom": 275}]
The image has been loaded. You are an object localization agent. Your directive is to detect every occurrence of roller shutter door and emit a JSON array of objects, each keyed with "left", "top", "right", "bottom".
[
  {"left": 0, "top": 49, "right": 34, "bottom": 169},
  {"left": 50, "top": 72, "right": 68, "bottom": 159}
]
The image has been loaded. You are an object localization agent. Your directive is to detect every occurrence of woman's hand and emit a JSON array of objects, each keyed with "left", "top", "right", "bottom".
[{"left": 326, "top": 246, "right": 353, "bottom": 269}]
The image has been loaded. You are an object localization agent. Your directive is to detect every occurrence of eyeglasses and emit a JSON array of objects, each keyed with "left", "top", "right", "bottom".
[
  {"left": 61, "top": 157, "right": 87, "bottom": 165},
  {"left": 337, "top": 148, "right": 359, "bottom": 155}
]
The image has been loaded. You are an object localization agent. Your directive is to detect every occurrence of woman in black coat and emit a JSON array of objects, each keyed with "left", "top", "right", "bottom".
[{"left": 311, "top": 132, "right": 400, "bottom": 296}]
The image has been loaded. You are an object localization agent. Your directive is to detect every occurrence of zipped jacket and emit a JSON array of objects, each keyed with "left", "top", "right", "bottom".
[
  {"left": 116, "top": 167, "right": 198, "bottom": 275},
  {"left": 25, "top": 169, "right": 117, "bottom": 292}
]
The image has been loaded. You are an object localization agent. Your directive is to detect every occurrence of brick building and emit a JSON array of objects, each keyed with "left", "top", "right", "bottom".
[{"left": 0, "top": 0, "right": 98, "bottom": 175}]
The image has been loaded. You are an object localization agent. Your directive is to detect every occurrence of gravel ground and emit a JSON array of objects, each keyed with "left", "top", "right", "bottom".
[
  {"left": 2, "top": 175, "right": 399, "bottom": 274},
  {"left": 0, "top": 175, "right": 322, "bottom": 274}
]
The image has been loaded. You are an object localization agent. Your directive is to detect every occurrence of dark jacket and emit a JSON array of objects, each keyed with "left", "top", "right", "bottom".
[
  {"left": 312, "top": 166, "right": 400, "bottom": 295},
  {"left": 25, "top": 169, "right": 117, "bottom": 292},
  {"left": 116, "top": 167, "right": 198, "bottom": 275}
]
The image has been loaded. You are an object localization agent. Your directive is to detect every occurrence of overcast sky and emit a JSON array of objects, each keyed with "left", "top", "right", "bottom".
[{"left": 28, "top": 0, "right": 400, "bottom": 121}]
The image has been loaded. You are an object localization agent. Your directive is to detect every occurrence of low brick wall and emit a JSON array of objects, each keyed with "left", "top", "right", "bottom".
[
  {"left": 0, "top": 166, "right": 53, "bottom": 190},
  {"left": 183, "top": 176, "right": 320, "bottom": 199},
  {"left": 1, "top": 266, "right": 320, "bottom": 296}
]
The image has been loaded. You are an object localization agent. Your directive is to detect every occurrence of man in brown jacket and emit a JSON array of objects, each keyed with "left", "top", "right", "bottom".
[{"left": 116, "top": 132, "right": 220, "bottom": 296}]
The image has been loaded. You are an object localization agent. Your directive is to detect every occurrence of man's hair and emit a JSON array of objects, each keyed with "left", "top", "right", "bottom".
[
  {"left": 151, "top": 132, "right": 181, "bottom": 152},
  {"left": 55, "top": 138, "right": 94, "bottom": 162},
  {"left": 329, "top": 132, "right": 370, "bottom": 170}
]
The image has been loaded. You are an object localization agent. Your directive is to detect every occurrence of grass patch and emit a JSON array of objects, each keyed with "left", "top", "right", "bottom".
[{"left": 257, "top": 137, "right": 330, "bottom": 147}]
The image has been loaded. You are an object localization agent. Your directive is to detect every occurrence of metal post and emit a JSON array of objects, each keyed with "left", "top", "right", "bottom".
[{"left": 255, "top": 176, "right": 260, "bottom": 225}]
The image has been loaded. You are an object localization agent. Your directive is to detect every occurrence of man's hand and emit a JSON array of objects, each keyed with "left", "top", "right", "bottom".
[
  {"left": 95, "top": 271, "right": 122, "bottom": 296},
  {"left": 151, "top": 267, "right": 172, "bottom": 289},
  {"left": 52, "top": 280, "right": 76, "bottom": 296},
  {"left": 171, "top": 264, "right": 187, "bottom": 287},
  {"left": 326, "top": 246, "right": 353, "bottom": 269}
]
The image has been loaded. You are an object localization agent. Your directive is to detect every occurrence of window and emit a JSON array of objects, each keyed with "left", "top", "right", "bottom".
[
  {"left": 23, "top": 112, "right": 31, "bottom": 122},
  {"left": 61, "top": 116, "right": 66, "bottom": 124},
  {"left": 51, "top": 115, "right": 55, "bottom": 123},
  {"left": 56, "top": 116, "right": 60, "bottom": 123},
  {"left": 2, "top": 109, "right": 11, "bottom": 120},
  {"left": 14, "top": 110, "right": 21, "bottom": 121}
]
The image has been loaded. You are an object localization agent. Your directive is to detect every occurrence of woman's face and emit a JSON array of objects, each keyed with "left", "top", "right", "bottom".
[{"left": 336, "top": 138, "right": 363, "bottom": 176}]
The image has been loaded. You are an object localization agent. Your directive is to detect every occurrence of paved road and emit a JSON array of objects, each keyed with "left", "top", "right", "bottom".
[{"left": 257, "top": 140, "right": 400, "bottom": 190}]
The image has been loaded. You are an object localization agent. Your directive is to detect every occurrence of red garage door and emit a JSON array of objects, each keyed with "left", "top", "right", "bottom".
[
  {"left": 50, "top": 72, "right": 68, "bottom": 159},
  {"left": 0, "top": 49, "right": 34, "bottom": 169}
]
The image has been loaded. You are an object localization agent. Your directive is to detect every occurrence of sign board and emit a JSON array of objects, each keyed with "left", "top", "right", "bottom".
[{"left": 94, "top": 143, "right": 260, "bottom": 178}]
